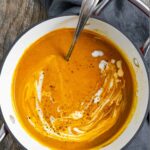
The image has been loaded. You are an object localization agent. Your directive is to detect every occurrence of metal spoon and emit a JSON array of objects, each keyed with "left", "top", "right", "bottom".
[
  {"left": 65, "top": 0, "right": 111, "bottom": 61},
  {"left": 94, "top": 0, "right": 111, "bottom": 15},
  {"left": 65, "top": 0, "right": 99, "bottom": 61}
]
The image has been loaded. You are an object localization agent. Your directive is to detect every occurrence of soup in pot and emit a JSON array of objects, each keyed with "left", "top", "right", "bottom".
[{"left": 12, "top": 28, "right": 137, "bottom": 149}]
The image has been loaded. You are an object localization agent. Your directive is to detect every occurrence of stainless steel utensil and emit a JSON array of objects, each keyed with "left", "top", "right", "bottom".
[{"left": 65, "top": 0, "right": 103, "bottom": 61}]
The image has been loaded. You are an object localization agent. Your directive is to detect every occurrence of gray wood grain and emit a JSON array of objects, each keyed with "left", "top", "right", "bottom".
[
  {"left": 0, "top": 0, "right": 46, "bottom": 149},
  {"left": 0, "top": 0, "right": 47, "bottom": 61}
]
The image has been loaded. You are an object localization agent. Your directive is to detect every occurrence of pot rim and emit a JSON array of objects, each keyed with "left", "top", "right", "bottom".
[{"left": 0, "top": 15, "right": 149, "bottom": 150}]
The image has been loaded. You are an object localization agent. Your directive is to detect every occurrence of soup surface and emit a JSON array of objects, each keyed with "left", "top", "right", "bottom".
[{"left": 12, "top": 29, "right": 136, "bottom": 149}]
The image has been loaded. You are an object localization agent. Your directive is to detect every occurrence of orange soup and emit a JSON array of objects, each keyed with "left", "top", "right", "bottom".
[{"left": 12, "top": 29, "right": 136, "bottom": 149}]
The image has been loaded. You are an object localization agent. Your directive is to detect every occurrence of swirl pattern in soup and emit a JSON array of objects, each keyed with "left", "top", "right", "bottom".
[{"left": 12, "top": 29, "right": 136, "bottom": 149}]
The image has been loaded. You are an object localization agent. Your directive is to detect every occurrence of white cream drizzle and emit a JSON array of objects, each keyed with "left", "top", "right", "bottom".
[
  {"left": 28, "top": 118, "right": 35, "bottom": 127},
  {"left": 73, "top": 127, "right": 85, "bottom": 134},
  {"left": 93, "top": 88, "right": 103, "bottom": 104},
  {"left": 99, "top": 60, "right": 108, "bottom": 71},
  {"left": 69, "top": 111, "right": 83, "bottom": 120},
  {"left": 30, "top": 58, "right": 126, "bottom": 140},
  {"left": 116, "top": 60, "right": 122, "bottom": 68},
  {"left": 57, "top": 106, "right": 61, "bottom": 112},
  {"left": 68, "top": 126, "right": 73, "bottom": 135},
  {"left": 109, "top": 79, "right": 114, "bottom": 89},
  {"left": 36, "top": 100, "right": 55, "bottom": 134},
  {"left": 50, "top": 116, "right": 55, "bottom": 124},
  {"left": 81, "top": 102, "right": 84, "bottom": 106},
  {"left": 92, "top": 50, "right": 104, "bottom": 57},
  {"left": 116, "top": 60, "right": 124, "bottom": 77},
  {"left": 35, "top": 71, "right": 44, "bottom": 102},
  {"left": 111, "top": 59, "right": 115, "bottom": 64}
]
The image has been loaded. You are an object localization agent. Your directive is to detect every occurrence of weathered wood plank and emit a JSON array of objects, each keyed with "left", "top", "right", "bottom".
[
  {"left": 0, "top": 0, "right": 47, "bottom": 60},
  {"left": 0, "top": 0, "right": 46, "bottom": 149}
]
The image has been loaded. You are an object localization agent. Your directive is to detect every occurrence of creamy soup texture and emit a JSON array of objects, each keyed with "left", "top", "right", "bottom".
[{"left": 12, "top": 29, "right": 137, "bottom": 149}]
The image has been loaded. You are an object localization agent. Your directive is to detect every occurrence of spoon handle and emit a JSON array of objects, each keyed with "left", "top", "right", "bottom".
[
  {"left": 65, "top": 0, "right": 99, "bottom": 61},
  {"left": 94, "top": 0, "right": 111, "bottom": 15}
]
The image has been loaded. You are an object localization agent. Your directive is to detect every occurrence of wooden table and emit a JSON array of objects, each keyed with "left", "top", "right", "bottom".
[
  {"left": 0, "top": 0, "right": 149, "bottom": 150},
  {"left": 0, "top": 1, "right": 46, "bottom": 149}
]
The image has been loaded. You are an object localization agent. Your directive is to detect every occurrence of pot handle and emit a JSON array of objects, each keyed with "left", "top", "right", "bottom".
[
  {"left": 128, "top": 0, "right": 150, "bottom": 57},
  {"left": 142, "top": 37, "right": 150, "bottom": 58},
  {"left": 128, "top": 0, "right": 150, "bottom": 16},
  {"left": 0, "top": 123, "right": 7, "bottom": 142}
]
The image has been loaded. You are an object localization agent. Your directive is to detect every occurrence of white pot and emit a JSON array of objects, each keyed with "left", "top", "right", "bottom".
[{"left": 0, "top": 16, "right": 149, "bottom": 150}]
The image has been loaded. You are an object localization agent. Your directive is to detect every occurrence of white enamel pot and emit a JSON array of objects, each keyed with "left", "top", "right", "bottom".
[{"left": 0, "top": 4, "right": 149, "bottom": 150}]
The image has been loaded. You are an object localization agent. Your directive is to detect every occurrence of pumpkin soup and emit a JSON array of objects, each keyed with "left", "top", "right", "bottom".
[{"left": 12, "top": 29, "right": 136, "bottom": 149}]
